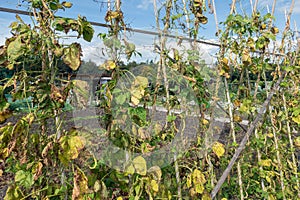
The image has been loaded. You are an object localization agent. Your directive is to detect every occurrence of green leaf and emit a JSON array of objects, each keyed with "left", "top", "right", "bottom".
[
  {"left": 15, "top": 170, "right": 34, "bottom": 189},
  {"left": 129, "top": 107, "right": 147, "bottom": 124},
  {"left": 103, "top": 37, "right": 121, "bottom": 49},
  {"left": 7, "top": 36, "right": 26, "bottom": 62},
  {"left": 263, "top": 13, "right": 273, "bottom": 20},
  {"left": 63, "top": 43, "right": 82, "bottom": 70},
  {"left": 132, "top": 156, "right": 147, "bottom": 176},
  {"left": 115, "top": 93, "right": 127, "bottom": 105},
  {"left": 49, "top": 2, "right": 58, "bottom": 10},
  {"left": 171, "top": 13, "right": 183, "bottom": 21},
  {"left": 167, "top": 115, "right": 176, "bottom": 122},
  {"left": 125, "top": 42, "right": 136, "bottom": 59},
  {"left": 78, "top": 16, "right": 94, "bottom": 42}
]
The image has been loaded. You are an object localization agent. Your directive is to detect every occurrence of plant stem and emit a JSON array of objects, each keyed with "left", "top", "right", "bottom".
[
  {"left": 282, "top": 93, "right": 300, "bottom": 197},
  {"left": 224, "top": 77, "right": 244, "bottom": 200},
  {"left": 211, "top": 70, "right": 286, "bottom": 199}
]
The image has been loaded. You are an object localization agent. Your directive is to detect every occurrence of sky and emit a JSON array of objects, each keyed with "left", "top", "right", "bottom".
[{"left": 0, "top": 0, "right": 300, "bottom": 65}]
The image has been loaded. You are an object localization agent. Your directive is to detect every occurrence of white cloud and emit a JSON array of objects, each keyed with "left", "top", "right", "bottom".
[
  {"left": 258, "top": 0, "right": 300, "bottom": 14},
  {"left": 137, "top": 0, "right": 153, "bottom": 10},
  {"left": 81, "top": 43, "right": 106, "bottom": 65},
  {"left": 80, "top": 33, "right": 219, "bottom": 68},
  {"left": 0, "top": 31, "right": 13, "bottom": 46}
]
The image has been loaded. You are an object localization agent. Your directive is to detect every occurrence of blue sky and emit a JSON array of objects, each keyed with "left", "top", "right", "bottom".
[{"left": 1, "top": 0, "right": 299, "bottom": 64}]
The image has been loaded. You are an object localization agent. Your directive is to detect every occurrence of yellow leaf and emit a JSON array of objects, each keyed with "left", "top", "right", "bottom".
[
  {"left": 233, "top": 115, "right": 242, "bottom": 122},
  {"left": 194, "top": 183, "right": 204, "bottom": 194},
  {"left": 259, "top": 159, "right": 272, "bottom": 167},
  {"left": 69, "top": 136, "right": 85, "bottom": 152},
  {"left": 222, "top": 57, "right": 229, "bottom": 65},
  {"left": 116, "top": 197, "right": 123, "bottom": 200},
  {"left": 271, "top": 27, "right": 279, "bottom": 34},
  {"left": 212, "top": 142, "right": 225, "bottom": 158},
  {"left": 0, "top": 169, "right": 3, "bottom": 177},
  {"left": 150, "top": 180, "right": 159, "bottom": 192},
  {"left": 261, "top": 23, "right": 267, "bottom": 30},
  {"left": 202, "top": 119, "right": 209, "bottom": 125},
  {"left": 265, "top": 176, "right": 271, "bottom": 183},
  {"left": 4, "top": 185, "right": 24, "bottom": 200},
  {"left": 59, "top": 135, "right": 86, "bottom": 164},
  {"left": 107, "top": 60, "right": 116, "bottom": 70},
  {"left": 0, "top": 148, "right": 9, "bottom": 159},
  {"left": 221, "top": 198, "right": 228, "bottom": 200},
  {"left": 7, "top": 63, "right": 14, "bottom": 70},
  {"left": 130, "top": 76, "right": 148, "bottom": 106},
  {"left": 131, "top": 95, "right": 140, "bottom": 106},
  {"left": 192, "top": 169, "right": 206, "bottom": 185},
  {"left": 131, "top": 88, "right": 144, "bottom": 100},
  {"left": 100, "top": 60, "right": 116, "bottom": 70},
  {"left": 62, "top": 1, "right": 73, "bottom": 8},
  {"left": 219, "top": 69, "right": 225, "bottom": 76},
  {"left": 292, "top": 115, "right": 300, "bottom": 125},
  {"left": 125, "top": 164, "right": 135, "bottom": 175},
  {"left": 202, "top": 192, "right": 212, "bottom": 200},
  {"left": 294, "top": 137, "right": 300, "bottom": 147},
  {"left": 133, "top": 76, "right": 148, "bottom": 88},
  {"left": 62, "top": 43, "right": 82, "bottom": 71},
  {"left": 132, "top": 156, "right": 147, "bottom": 176},
  {"left": 268, "top": 194, "right": 276, "bottom": 200}
]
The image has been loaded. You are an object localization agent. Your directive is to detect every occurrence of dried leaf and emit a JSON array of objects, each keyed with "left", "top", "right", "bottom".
[
  {"left": 147, "top": 166, "right": 162, "bottom": 181},
  {"left": 72, "top": 167, "right": 89, "bottom": 200},
  {"left": 32, "top": 161, "right": 43, "bottom": 180}
]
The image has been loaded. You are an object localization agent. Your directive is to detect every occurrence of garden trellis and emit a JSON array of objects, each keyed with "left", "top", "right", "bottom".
[{"left": 0, "top": 0, "right": 300, "bottom": 199}]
